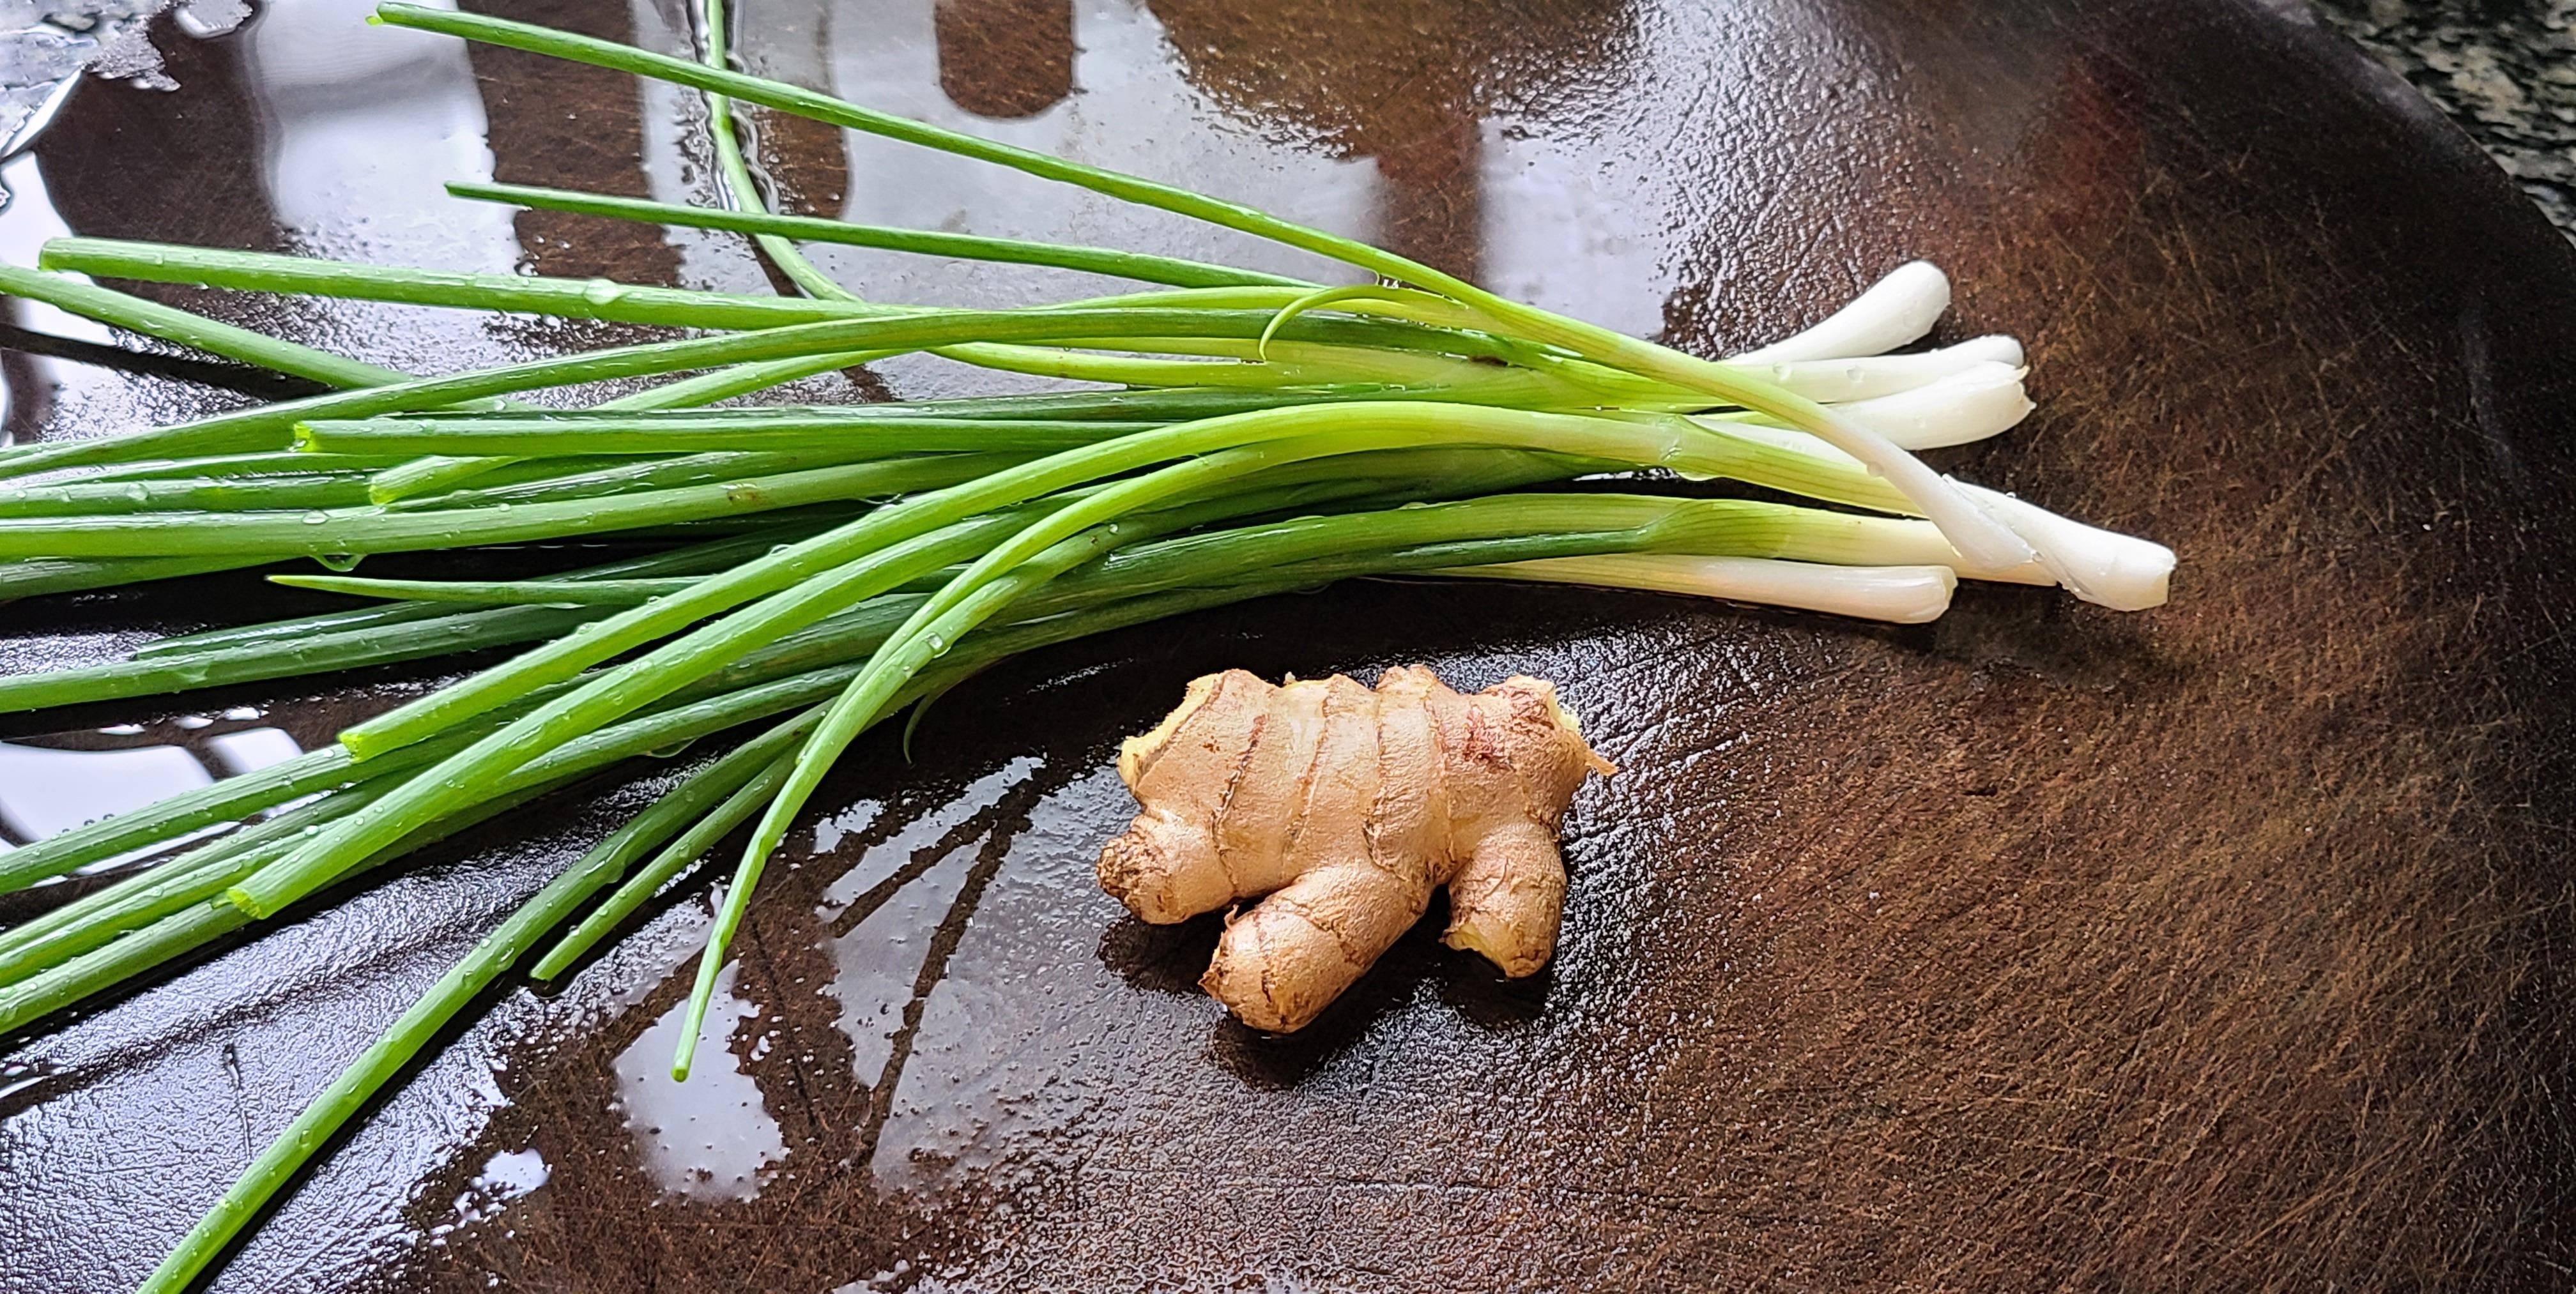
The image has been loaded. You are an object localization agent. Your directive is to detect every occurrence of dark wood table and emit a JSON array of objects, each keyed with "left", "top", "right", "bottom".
[{"left": 4, "top": 0, "right": 2570, "bottom": 1288}]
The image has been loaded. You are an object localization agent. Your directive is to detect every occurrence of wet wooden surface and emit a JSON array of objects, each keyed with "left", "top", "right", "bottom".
[{"left": 3, "top": 0, "right": 2572, "bottom": 1289}]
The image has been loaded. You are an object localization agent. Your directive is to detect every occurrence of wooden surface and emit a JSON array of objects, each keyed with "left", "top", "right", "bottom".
[{"left": 3, "top": 0, "right": 2572, "bottom": 1288}]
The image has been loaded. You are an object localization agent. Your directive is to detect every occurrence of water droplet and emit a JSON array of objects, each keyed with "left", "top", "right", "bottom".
[
  {"left": 301, "top": 510, "right": 330, "bottom": 524},
  {"left": 125, "top": 483, "right": 151, "bottom": 503},
  {"left": 317, "top": 554, "right": 362, "bottom": 572},
  {"left": 581, "top": 278, "right": 627, "bottom": 307}
]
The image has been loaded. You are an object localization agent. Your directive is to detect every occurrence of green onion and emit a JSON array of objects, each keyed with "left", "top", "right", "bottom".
[
  {"left": 76, "top": 452, "right": 423, "bottom": 482},
  {"left": 1, "top": 471, "right": 376, "bottom": 517},
  {"left": 368, "top": 3, "right": 2036, "bottom": 569},
  {"left": 3, "top": 554, "right": 277, "bottom": 598}
]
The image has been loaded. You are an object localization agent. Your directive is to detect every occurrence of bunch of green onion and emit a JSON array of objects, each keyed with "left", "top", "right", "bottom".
[{"left": 0, "top": 4, "right": 2173, "bottom": 1287}]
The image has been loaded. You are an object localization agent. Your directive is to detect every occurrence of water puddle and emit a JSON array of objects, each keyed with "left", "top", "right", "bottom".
[
  {"left": 4, "top": 0, "right": 1699, "bottom": 1283},
  {"left": 475, "top": 1144, "right": 551, "bottom": 1192},
  {"left": 433, "top": 1145, "right": 551, "bottom": 1234},
  {"left": 236, "top": 0, "right": 516, "bottom": 264},
  {"left": 1, "top": 1, "right": 230, "bottom": 152},
  {"left": 0, "top": 710, "right": 304, "bottom": 851},
  {"left": 611, "top": 958, "right": 787, "bottom": 1201},
  {"left": 822, "top": 824, "right": 979, "bottom": 1083},
  {"left": 811, "top": 756, "right": 1036, "bottom": 1086},
  {"left": 202, "top": 724, "right": 300, "bottom": 775},
  {"left": 859, "top": 766, "right": 1117, "bottom": 1196}
]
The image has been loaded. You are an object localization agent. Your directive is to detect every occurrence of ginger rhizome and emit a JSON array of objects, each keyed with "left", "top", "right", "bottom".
[{"left": 1098, "top": 666, "right": 1615, "bottom": 1032}]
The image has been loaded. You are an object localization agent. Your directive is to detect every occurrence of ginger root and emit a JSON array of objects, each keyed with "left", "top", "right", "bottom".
[{"left": 1098, "top": 666, "right": 1615, "bottom": 1032}]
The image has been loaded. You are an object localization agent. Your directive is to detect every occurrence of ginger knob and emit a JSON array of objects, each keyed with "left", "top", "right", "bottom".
[{"left": 1097, "top": 665, "right": 1615, "bottom": 1032}]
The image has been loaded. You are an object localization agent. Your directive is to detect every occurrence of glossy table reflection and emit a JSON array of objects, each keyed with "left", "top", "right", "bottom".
[{"left": 3, "top": 0, "right": 2572, "bottom": 1289}]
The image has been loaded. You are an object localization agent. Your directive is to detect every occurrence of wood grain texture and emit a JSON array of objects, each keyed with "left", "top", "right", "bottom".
[{"left": 1, "top": 0, "right": 2569, "bottom": 1290}]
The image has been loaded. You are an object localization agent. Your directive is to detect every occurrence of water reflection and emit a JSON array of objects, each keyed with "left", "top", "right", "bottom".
[
  {"left": 203, "top": 724, "right": 302, "bottom": 775},
  {"left": 1149, "top": 0, "right": 1640, "bottom": 282},
  {"left": 614, "top": 959, "right": 788, "bottom": 1201},
  {"left": 452, "top": 1145, "right": 551, "bottom": 1224},
  {"left": 726, "top": 0, "right": 1666, "bottom": 342},
  {"left": 757, "top": 0, "right": 1379, "bottom": 301},
  {"left": 816, "top": 757, "right": 1036, "bottom": 1162},
  {"left": 0, "top": 151, "right": 112, "bottom": 445},
  {"left": 627, "top": 0, "right": 775, "bottom": 292},
  {"left": 238, "top": 0, "right": 517, "bottom": 264},
  {"left": 0, "top": 711, "right": 301, "bottom": 853},
  {"left": 3, "top": 0, "right": 525, "bottom": 445},
  {"left": 0, "top": 0, "right": 221, "bottom": 157},
  {"left": 0, "top": 740, "right": 211, "bottom": 841}
]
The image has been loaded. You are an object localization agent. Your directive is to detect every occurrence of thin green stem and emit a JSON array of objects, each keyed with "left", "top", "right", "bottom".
[
  {"left": 0, "top": 605, "right": 614, "bottom": 715},
  {"left": 41, "top": 237, "right": 882, "bottom": 329},
  {"left": 135, "top": 602, "right": 457, "bottom": 659},
  {"left": 384, "top": 450, "right": 831, "bottom": 514},
  {"left": 530, "top": 731, "right": 801, "bottom": 978},
  {"left": 364, "top": 350, "right": 875, "bottom": 503},
  {"left": 451, "top": 181, "right": 1310, "bottom": 291},
  {"left": 74, "top": 452, "right": 422, "bottom": 482},
  {"left": 0, "top": 730, "right": 464, "bottom": 890},
  {"left": 0, "top": 471, "right": 375, "bottom": 517},
  {"left": 0, "top": 264, "right": 403, "bottom": 390},
  {"left": 296, "top": 414, "right": 1162, "bottom": 457},
  {"left": 0, "top": 779, "right": 394, "bottom": 986},
  {"left": 132, "top": 520, "right": 825, "bottom": 658},
  {"left": 2, "top": 554, "right": 277, "bottom": 599},
  {"left": 0, "top": 453, "right": 1024, "bottom": 559}
]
